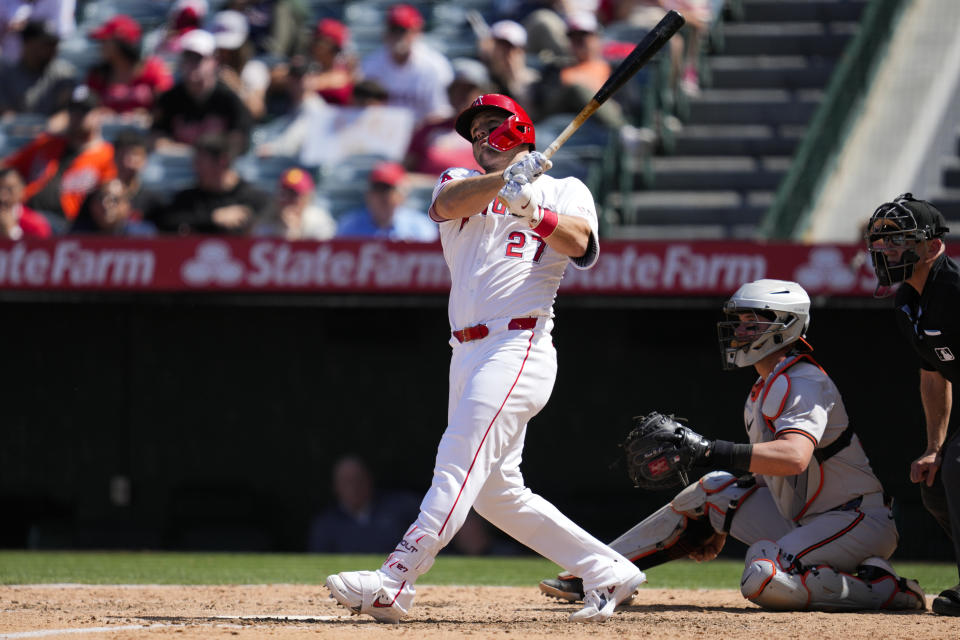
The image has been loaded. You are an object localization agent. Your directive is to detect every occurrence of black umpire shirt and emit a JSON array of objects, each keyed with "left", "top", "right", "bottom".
[{"left": 894, "top": 253, "right": 960, "bottom": 384}]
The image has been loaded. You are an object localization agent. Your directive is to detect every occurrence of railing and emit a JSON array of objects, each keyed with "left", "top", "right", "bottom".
[{"left": 759, "top": 0, "right": 906, "bottom": 240}]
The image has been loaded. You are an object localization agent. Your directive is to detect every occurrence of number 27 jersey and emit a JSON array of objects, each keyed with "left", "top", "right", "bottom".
[{"left": 430, "top": 168, "right": 600, "bottom": 331}]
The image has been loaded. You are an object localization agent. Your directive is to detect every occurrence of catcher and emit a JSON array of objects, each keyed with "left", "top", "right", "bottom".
[{"left": 540, "top": 278, "right": 927, "bottom": 612}]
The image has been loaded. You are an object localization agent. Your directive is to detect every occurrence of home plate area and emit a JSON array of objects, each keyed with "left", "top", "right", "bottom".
[{"left": 0, "top": 584, "right": 952, "bottom": 639}]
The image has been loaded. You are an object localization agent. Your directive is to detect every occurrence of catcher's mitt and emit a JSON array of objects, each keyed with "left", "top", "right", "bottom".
[{"left": 622, "top": 412, "right": 712, "bottom": 490}]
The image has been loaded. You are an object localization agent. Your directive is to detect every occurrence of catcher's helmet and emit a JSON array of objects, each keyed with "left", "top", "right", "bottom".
[
  {"left": 454, "top": 93, "right": 535, "bottom": 152},
  {"left": 717, "top": 279, "right": 810, "bottom": 370},
  {"left": 865, "top": 193, "right": 948, "bottom": 292}
]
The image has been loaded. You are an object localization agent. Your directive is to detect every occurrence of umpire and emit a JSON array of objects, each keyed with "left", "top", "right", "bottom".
[{"left": 866, "top": 193, "right": 960, "bottom": 616}]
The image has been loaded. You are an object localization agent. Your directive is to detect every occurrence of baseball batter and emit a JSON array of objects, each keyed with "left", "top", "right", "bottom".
[
  {"left": 540, "top": 279, "right": 927, "bottom": 612},
  {"left": 326, "top": 94, "right": 644, "bottom": 623}
]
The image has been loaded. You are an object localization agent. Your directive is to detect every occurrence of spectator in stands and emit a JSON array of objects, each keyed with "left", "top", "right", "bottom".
[
  {"left": 0, "top": 20, "right": 75, "bottom": 120},
  {"left": 350, "top": 78, "right": 389, "bottom": 107},
  {"left": 143, "top": 0, "right": 208, "bottom": 60},
  {"left": 69, "top": 178, "right": 155, "bottom": 235},
  {"left": 256, "top": 56, "right": 329, "bottom": 158},
  {"left": 2, "top": 85, "right": 115, "bottom": 230},
  {"left": 307, "top": 455, "right": 420, "bottom": 553},
  {"left": 360, "top": 3, "right": 453, "bottom": 127},
  {"left": 86, "top": 15, "right": 174, "bottom": 121},
  {"left": 519, "top": 0, "right": 572, "bottom": 61},
  {"left": 0, "top": 0, "right": 75, "bottom": 63},
  {"left": 404, "top": 57, "right": 489, "bottom": 177},
  {"left": 112, "top": 128, "right": 165, "bottom": 224},
  {"left": 151, "top": 29, "right": 253, "bottom": 155},
  {"left": 302, "top": 18, "right": 355, "bottom": 106},
  {"left": 253, "top": 166, "right": 335, "bottom": 240},
  {"left": 539, "top": 11, "right": 625, "bottom": 128},
  {"left": 211, "top": 10, "right": 270, "bottom": 121},
  {"left": 598, "top": 0, "right": 685, "bottom": 96},
  {"left": 0, "top": 167, "right": 50, "bottom": 239},
  {"left": 155, "top": 132, "right": 269, "bottom": 235},
  {"left": 477, "top": 20, "right": 541, "bottom": 120},
  {"left": 336, "top": 161, "right": 438, "bottom": 241},
  {"left": 224, "top": 0, "right": 309, "bottom": 60}
]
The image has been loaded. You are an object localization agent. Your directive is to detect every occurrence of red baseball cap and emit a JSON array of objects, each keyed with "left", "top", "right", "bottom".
[
  {"left": 279, "top": 167, "right": 315, "bottom": 194},
  {"left": 387, "top": 4, "right": 424, "bottom": 31},
  {"left": 315, "top": 18, "right": 348, "bottom": 48},
  {"left": 369, "top": 161, "right": 406, "bottom": 187},
  {"left": 90, "top": 15, "right": 142, "bottom": 45}
]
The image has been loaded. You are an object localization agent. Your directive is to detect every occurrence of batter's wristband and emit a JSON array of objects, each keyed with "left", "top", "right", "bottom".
[
  {"left": 532, "top": 208, "right": 559, "bottom": 237},
  {"left": 710, "top": 440, "right": 753, "bottom": 473}
]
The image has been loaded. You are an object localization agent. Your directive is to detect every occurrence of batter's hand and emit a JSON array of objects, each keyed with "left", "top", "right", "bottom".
[
  {"left": 689, "top": 532, "right": 727, "bottom": 562},
  {"left": 910, "top": 450, "right": 941, "bottom": 487},
  {"left": 498, "top": 179, "right": 545, "bottom": 227},
  {"left": 502, "top": 151, "right": 552, "bottom": 183}
]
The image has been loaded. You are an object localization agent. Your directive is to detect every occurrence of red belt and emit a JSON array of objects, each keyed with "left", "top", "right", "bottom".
[{"left": 452, "top": 317, "right": 538, "bottom": 343}]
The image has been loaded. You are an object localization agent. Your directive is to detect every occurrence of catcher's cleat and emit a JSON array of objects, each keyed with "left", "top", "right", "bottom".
[
  {"left": 325, "top": 570, "right": 413, "bottom": 623},
  {"left": 540, "top": 576, "right": 584, "bottom": 602},
  {"left": 569, "top": 570, "right": 646, "bottom": 622},
  {"left": 933, "top": 584, "right": 960, "bottom": 616}
]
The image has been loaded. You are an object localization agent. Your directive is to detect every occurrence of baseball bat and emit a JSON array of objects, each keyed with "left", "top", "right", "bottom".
[{"left": 542, "top": 10, "right": 686, "bottom": 160}]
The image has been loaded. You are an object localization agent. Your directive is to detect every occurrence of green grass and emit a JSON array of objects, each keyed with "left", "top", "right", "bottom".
[{"left": 0, "top": 552, "right": 955, "bottom": 594}]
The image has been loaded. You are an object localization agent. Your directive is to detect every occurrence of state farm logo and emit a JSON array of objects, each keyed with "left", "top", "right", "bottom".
[
  {"left": 793, "top": 247, "right": 857, "bottom": 291},
  {"left": 181, "top": 240, "right": 245, "bottom": 286}
]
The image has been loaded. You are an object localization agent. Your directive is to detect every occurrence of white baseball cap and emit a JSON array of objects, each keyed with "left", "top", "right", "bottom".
[
  {"left": 489, "top": 20, "right": 527, "bottom": 48},
  {"left": 565, "top": 11, "right": 599, "bottom": 34},
  {"left": 179, "top": 28, "right": 216, "bottom": 56},
  {"left": 211, "top": 10, "right": 248, "bottom": 50}
]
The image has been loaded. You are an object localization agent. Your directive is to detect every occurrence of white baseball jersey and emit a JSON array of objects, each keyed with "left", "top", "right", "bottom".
[
  {"left": 429, "top": 168, "right": 599, "bottom": 333},
  {"left": 361, "top": 41, "right": 453, "bottom": 124},
  {"left": 744, "top": 353, "right": 884, "bottom": 523},
  {"left": 374, "top": 165, "right": 641, "bottom": 597}
]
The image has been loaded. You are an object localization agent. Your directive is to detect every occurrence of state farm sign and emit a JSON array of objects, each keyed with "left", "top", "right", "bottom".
[{"left": 0, "top": 237, "right": 907, "bottom": 297}]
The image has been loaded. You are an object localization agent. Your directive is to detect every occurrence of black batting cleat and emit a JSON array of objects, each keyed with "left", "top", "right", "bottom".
[{"left": 539, "top": 576, "right": 585, "bottom": 602}]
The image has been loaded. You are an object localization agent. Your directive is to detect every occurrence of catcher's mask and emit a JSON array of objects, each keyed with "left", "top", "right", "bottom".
[
  {"left": 865, "top": 193, "right": 948, "bottom": 296},
  {"left": 454, "top": 93, "right": 536, "bottom": 152},
  {"left": 717, "top": 279, "right": 810, "bottom": 370}
]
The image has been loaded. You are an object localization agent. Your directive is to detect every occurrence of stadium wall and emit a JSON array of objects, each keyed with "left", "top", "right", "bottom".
[{"left": 0, "top": 295, "right": 951, "bottom": 562}]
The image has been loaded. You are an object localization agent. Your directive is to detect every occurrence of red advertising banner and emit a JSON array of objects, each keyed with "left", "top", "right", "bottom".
[{"left": 0, "top": 237, "right": 908, "bottom": 296}]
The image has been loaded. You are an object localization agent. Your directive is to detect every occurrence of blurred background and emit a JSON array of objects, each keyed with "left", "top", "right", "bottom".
[{"left": 0, "top": 0, "right": 958, "bottom": 564}]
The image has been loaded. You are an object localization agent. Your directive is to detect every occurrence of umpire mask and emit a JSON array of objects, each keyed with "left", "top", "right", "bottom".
[{"left": 865, "top": 193, "right": 949, "bottom": 295}]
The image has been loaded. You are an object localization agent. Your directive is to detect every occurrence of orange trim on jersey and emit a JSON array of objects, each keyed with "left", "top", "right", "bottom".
[
  {"left": 776, "top": 429, "right": 818, "bottom": 448},
  {"left": 794, "top": 511, "right": 865, "bottom": 557},
  {"left": 792, "top": 463, "right": 824, "bottom": 521}
]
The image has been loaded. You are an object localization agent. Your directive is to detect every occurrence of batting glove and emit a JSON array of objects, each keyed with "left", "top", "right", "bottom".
[
  {"left": 501, "top": 151, "right": 553, "bottom": 183},
  {"left": 498, "top": 178, "right": 546, "bottom": 226}
]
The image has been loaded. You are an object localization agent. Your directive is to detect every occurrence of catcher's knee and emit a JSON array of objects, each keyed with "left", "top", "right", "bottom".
[
  {"left": 673, "top": 471, "right": 754, "bottom": 534},
  {"left": 740, "top": 541, "right": 809, "bottom": 610}
]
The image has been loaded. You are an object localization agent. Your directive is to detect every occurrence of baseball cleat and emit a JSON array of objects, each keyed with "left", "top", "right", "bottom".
[
  {"left": 932, "top": 584, "right": 960, "bottom": 616},
  {"left": 540, "top": 576, "right": 584, "bottom": 602},
  {"left": 568, "top": 570, "right": 646, "bottom": 622},
  {"left": 325, "top": 570, "right": 413, "bottom": 623}
]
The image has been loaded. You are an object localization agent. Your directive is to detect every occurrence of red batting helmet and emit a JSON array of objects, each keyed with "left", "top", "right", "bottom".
[{"left": 454, "top": 93, "right": 535, "bottom": 151}]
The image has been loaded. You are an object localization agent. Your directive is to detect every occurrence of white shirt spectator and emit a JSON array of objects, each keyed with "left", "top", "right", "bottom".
[
  {"left": 0, "top": 0, "right": 75, "bottom": 62},
  {"left": 361, "top": 39, "right": 453, "bottom": 125}
]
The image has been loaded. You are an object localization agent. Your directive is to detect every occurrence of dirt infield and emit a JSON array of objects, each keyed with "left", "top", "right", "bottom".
[{"left": 0, "top": 584, "right": 952, "bottom": 639}]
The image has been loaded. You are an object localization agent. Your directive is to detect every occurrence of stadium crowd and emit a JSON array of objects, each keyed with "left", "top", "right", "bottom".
[{"left": 0, "top": 0, "right": 721, "bottom": 240}]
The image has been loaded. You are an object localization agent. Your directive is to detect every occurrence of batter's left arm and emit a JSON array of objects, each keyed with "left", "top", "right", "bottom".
[{"left": 541, "top": 214, "right": 593, "bottom": 259}]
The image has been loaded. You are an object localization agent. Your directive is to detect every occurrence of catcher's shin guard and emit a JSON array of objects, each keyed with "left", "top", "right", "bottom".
[
  {"left": 606, "top": 472, "right": 746, "bottom": 569},
  {"left": 740, "top": 543, "right": 927, "bottom": 611}
]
